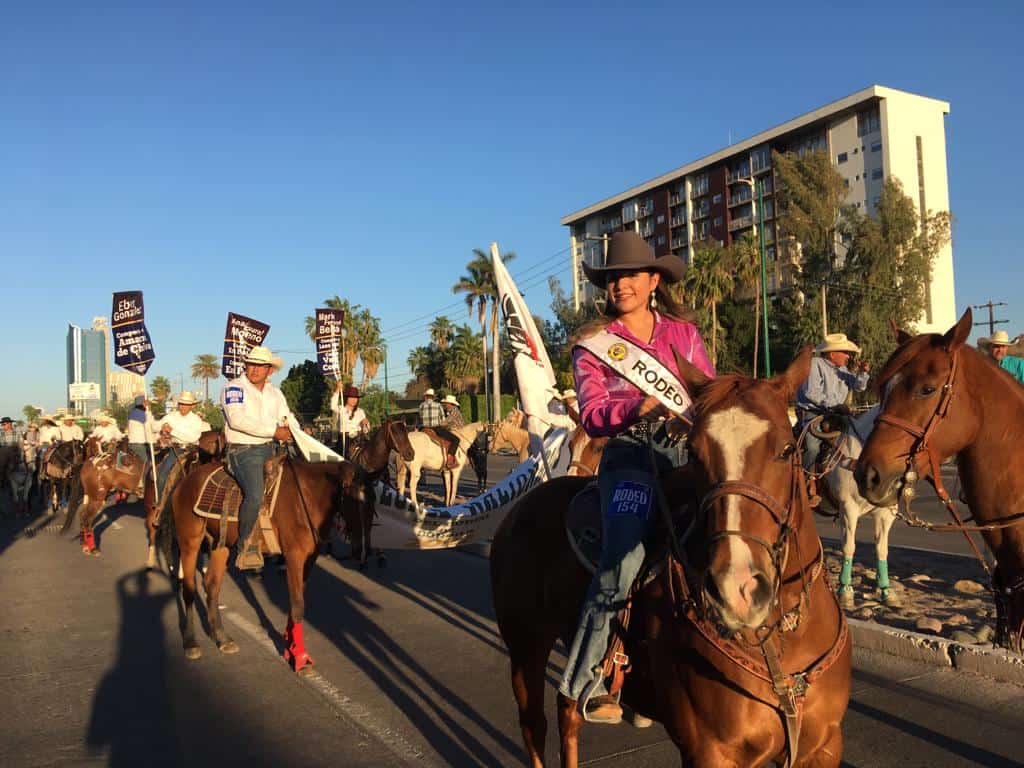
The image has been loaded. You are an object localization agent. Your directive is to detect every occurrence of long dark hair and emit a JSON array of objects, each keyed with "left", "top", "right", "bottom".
[{"left": 572, "top": 276, "right": 696, "bottom": 344}]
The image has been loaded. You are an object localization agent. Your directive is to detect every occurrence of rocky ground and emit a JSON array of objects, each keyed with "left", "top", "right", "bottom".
[{"left": 825, "top": 543, "right": 999, "bottom": 645}]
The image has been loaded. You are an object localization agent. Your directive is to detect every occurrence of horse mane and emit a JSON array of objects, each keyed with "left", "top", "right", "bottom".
[
  {"left": 872, "top": 333, "right": 942, "bottom": 395},
  {"left": 692, "top": 374, "right": 754, "bottom": 417}
]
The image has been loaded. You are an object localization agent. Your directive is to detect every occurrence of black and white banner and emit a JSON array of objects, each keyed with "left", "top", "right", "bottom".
[
  {"left": 111, "top": 290, "right": 155, "bottom": 375},
  {"left": 314, "top": 307, "right": 345, "bottom": 379},
  {"left": 222, "top": 312, "right": 270, "bottom": 379}
]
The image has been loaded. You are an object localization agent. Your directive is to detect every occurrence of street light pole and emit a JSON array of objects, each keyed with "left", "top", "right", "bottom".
[{"left": 757, "top": 178, "right": 772, "bottom": 378}]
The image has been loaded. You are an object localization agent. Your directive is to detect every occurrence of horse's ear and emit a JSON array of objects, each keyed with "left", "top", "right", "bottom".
[
  {"left": 672, "top": 346, "right": 710, "bottom": 399},
  {"left": 770, "top": 346, "right": 813, "bottom": 401},
  {"left": 889, "top": 318, "right": 912, "bottom": 345},
  {"left": 942, "top": 307, "right": 973, "bottom": 352}
]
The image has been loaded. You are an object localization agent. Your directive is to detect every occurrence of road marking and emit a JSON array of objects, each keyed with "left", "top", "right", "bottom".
[{"left": 223, "top": 608, "right": 438, "bottom": 768}]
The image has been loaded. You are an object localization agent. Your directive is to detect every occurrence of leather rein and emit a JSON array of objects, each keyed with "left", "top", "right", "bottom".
[{"left": 665, "top": 450, "right": 847, "bottom": 768}]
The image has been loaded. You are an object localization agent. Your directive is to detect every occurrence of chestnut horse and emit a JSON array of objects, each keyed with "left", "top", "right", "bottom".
[
  {"left": 345, "top": 418, "right": 415, "bottom": 568},
  {"left": 62, "top": 437, "right": 146, "bottom": 554},
  {"left": 491, "top": 348, "right": 850, "bottom": 767},
  {"left": 856, "top": 308, "right": 1024, "bottom": 652},
  {"left": 161, "top": 453, "right": 366, "bottom": 672}
]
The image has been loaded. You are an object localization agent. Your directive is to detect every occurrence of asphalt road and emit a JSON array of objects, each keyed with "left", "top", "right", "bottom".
[{"left": 0, "top": 465, "right": 1021, "bottom": 768}]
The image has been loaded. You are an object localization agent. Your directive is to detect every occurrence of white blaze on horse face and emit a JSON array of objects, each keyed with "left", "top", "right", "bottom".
[{"left": 705, "top": 406, "right": 771, "bottom": 575}]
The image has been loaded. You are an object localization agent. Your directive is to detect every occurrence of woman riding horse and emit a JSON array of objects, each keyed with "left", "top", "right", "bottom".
[{"left": 560, "top": 230, "right": 714, "bottom": 724}]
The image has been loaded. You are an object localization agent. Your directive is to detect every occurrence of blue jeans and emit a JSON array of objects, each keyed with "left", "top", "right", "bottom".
[
  {"left": 225, "top": 443, "right": 273, "bottom": 551},
  {"left": 156, "top": 446, "right": 182, "bottom": 497},
  {"left": 129, "top": 443, "right": 150, "bottom": 475},
  {"left": 559, "top": 423, "right": 685, "bottom": 703}
]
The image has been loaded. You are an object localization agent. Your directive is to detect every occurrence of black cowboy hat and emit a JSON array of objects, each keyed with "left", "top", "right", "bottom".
[
  {"left": 0, "top": 416, "right": 12, "bottom": 424},
  {"left": 581, "top": 230, "right": 686, "bottom": 289},
  {"left": 343, "top": 385, "right": 360, "bottom": 399}
]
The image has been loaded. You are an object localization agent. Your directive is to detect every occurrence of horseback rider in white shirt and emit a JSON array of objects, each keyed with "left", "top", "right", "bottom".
[
  {"left": 221, "top": 346, "right": 293, "bottom": 571},
  {"left": 154, "top": 391, "right": 211, "bottom": 495}
]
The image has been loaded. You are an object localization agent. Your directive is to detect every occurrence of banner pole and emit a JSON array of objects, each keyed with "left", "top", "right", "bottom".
[{"left": 144, "top": 375, "right": 159, "bottom": 504}]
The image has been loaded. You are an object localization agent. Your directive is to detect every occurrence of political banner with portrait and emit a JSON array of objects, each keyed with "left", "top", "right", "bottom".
[
  {"left": 111, "top": 290, "right": 156, "bottom": 375},
  {"left": 222, "top": 312, "right": 270, "bottom": 379}
]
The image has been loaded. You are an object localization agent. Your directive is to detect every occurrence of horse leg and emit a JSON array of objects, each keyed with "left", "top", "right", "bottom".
[
  {"left": 80, "top": 496, "right": 102, "bottom": 556},
  {"left": 145, "top": 487, "right": 159, "bottom": 570},
  {"left": 874, "top": 507, "right": 899, "bottom": 606},
  {"left": 282, "top": 549, "right": 315, "bottom": 675},
  {"left": 556, "top": 692, "right": 584, "bottom": 768},
  {"left": 796, "top": 723, "right": 843, "bottom": 768},
  {"left": 179, "top": 535, "right": 203, "bottom": 660},
  {"left": 204, "top": 547, "right": 238, "bottom": 653},
  {"left": 408, "top": 464, "right": 421, "bottom": 505},
  {"left": 837, "top": 503, "right": 856, "bottom": 609},
  {"left": 508, "top": 632, "right": 556, "bottom": 768}
]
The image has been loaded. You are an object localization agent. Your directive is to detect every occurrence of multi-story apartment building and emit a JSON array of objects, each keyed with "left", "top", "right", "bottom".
[
  {"left": 66, "top": 320, "right": 108, "bottom": 412},
  {"left": 561, "top": 85, "right": 955, "bottom": 333},
  {"left": 108, "top": 371, "right": 146, "bottom": 405}
]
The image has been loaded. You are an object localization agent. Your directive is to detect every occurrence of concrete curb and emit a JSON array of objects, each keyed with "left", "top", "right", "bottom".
[{"left": 848, "top": 618, "right": 1024, "bottom": 686}]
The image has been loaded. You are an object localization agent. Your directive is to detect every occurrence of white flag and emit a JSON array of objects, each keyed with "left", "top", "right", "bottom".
[{"left": 491, "top": 242, "right": 559, "bottom": 453}]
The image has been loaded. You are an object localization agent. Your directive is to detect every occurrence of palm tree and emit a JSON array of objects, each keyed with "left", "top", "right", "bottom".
[
  {"left": 430, "top": 316, "right": 454, "bottom": 350},
  {"left": 22, "top": 404, "right": 41, "bottom": 423},
  {"left": 680, "top": 242, "right": 734, "bottom": 365},
  {"left": 191, "top": 354, "right": 220, "bottom": 404},
  {"left": 151, "top": 376, "right": 172, "bottom": 402},
  {"left": 453, "top": 248, "right": 516, "bottom": 422},
  {"left": 452, "top": 261, "right": 493, "bottom": 418},
  {"left": 355, "top": 309, "right": 384, "bottom": 390},
  {"left": 728, "top": 231, "right": 762, "bottom": 377},
  {"left": 447, "top": 325, "right": 484, "bottom": 391}
]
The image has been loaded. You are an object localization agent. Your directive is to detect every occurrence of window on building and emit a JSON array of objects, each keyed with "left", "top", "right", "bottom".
[
  {"left": 691, "top": 174, "right": 709, "bottom": 196},
  {"left": 871, "top": 140, "right": 882, "bottom": 152},
  {"left": 871, "top": 168, "right": 883, "bottom": 180},
  {"left": 713, "top": 216, "right": 723, "bottom": 228},
  {"left": 843, "top": 178, "right": 850, "bottom": 188},
  {"left": 656, "top": 214, "right": 665, "bottom": 224},
  {"left": 857, "top": 108, "right": 881, "bottom": 137},
  {"left": 751, "top": 146, "right": 770, "bottom": 173},
  {"left": 853, "top": 147, "right": 859, "bottom": 155},
  {"left": 766, "top": 245, "right": 777, "bottom": 261},
  {"left": 837, "top": 152, "right": 848, "bottom": 164},
  {"left": 871, "top": 196, "right": 880, "bottom": 209},
  {"left": 657, "top": 235, "right": 666, "bottom": 246},
  {"left": 712, "top": 193, "right": 722, "bottom": 204}
]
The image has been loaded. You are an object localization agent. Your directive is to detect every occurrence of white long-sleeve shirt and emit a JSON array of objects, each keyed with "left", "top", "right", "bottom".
[
  {"left": 157, "top": 410, "right": 211, "bottom": 445},
  {"left": 59, "top": 424, "right": 85, "bottom": 441},
  {"left": 221, "top": 376, "right": 291, "bottom": 445},
  {"left": 92, "top": 423, "right": 124, "bottom": 443},
  {"left": 330, "top": 393, "right": 369, "bottom": 438},
  {"left": 127, "top": 409, "right": 157, "bottom": 444},
  {"left": 39, "top": 425, "right": 61, "bottom": 444}
]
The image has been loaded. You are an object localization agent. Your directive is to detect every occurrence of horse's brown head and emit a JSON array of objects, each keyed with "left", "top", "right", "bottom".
[
  {"left": 676, "top": 345, "right": 813, "bottom": 632},
  {"left": 384, "top": 419, "right": 416, "bottom": 462},
  {"left": 856, "top": 309, "right": 976, "bottom": 506}
]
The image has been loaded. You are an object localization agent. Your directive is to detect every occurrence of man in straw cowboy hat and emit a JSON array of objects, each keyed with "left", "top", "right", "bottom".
[
  {"left": 418, "top": 388, "right": 459, "bottom": 469},
  {"left": 58, "top": 412, "right": 85, "bottom": 442},
  {"left": 440, "top": 394, "right": 466, "bottom": 430},
  {"left": 979, "top": 329, "right": 1024, "bottom": 385},
  {"left": 90, "top": 411, "right": 124, "bottom": 450},
  {"left": 796, "top": 332, "right": 870, "bottom": 468},
  {"left": 154, "top": 390, "right": 211, "bottom": 495},
  {"left": 221, "top": 345, "right": 294, "bottom": 571}
]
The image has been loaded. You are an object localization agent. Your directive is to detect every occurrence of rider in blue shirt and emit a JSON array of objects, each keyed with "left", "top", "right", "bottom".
[{"left": 986, "top": 331, "right": 1024, "bottom": 385}]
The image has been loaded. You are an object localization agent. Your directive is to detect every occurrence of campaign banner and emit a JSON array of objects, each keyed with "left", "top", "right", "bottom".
[
  {"left": 222, "top": 312, "right": 270, "bottom": 379},
  {"left": 314, "top": 308, "right": 346, "bottom": 378},
  {"left": 111, "top": 291, "right": 155, "bottom": 375},
  {"left": 491, "top": 243, "right": 559, "bottom": 453}
]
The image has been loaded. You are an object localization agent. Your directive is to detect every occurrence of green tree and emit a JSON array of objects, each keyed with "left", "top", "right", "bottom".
[
  {"left": 22, "top": 404, "right": 41, "bottom": 423},
  {"left": 191, "top": 353, "right": 220, "bottom": 404},
  {"left": 354, "top": 309, "right": 384, "bottom": 391},
  {"left": 446, "top": 324, "right": 485, "bottom": 391},
  {"left": 280, "top": 360, "right": 330, "bottom": 425},
  {"left": 151, "top": 376, "right": 171, "bottom": 403},
  {"left": 678, "top": 240, "right": 734, "bottom": 365},
  {"left": 543, "top": 277, "right": 600, "bottom": 389},
  {"left": 726, "top": 231, "right": 762, "bottom": 376}
]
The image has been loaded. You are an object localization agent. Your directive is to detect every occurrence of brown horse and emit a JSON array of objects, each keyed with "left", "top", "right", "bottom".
[
  {"left": 565, "top": 425, "right": 607, "bottom": 477},
  {"left": 143, "top": 431, "right": 227, "bottom": 569},
  {"left": 163, "top": 451, "right": 365, "bottom": 672},
  {"left": 856, "top": 308, "right": 1024, "bottom": 652},
  {"left": 345, "top": 418, "right": 415, "bottom": 568},
  {"left": 62, "top": 437, "right": 146, "bottom": 555},
  {"left": 491, "top": 348, "right": 850, "bottom": 767},
  {"left": 40, "top": 439, "right": 85, "bottom": 516}
]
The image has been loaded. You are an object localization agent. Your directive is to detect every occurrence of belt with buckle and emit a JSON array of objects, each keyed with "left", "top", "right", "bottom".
[{"left": 625, "top": 420, "right": 656, "bottom": 441}]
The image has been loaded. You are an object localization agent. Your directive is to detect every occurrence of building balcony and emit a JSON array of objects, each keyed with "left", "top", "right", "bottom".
[
  {"left": 728, "top": 215, "right": 754, "bottom": 231},
  {"left": 691, "top": 208, "right": 710, "bottom": 222},
  {"left": 726, "top": 168, "right": 751, "bottom": 185},
  {"left": 728, "top": 192, "right": 752, "bottom": 208},
  {"left": 669, "top": 194, "right": 684, "bottom": 206},
  {"left": 671, "top": 236, "right": 688, "bottom": 249},
  {"left": 671, "top": 216, "right": 686, "bottom": 228},
  {"left": 639, "top": 226, "right": 655, "bottom": 238}
]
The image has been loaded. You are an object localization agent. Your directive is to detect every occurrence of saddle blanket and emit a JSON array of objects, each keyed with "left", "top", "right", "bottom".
[{"left": 193, "top": 456, "right": 286, "bottom": 554}]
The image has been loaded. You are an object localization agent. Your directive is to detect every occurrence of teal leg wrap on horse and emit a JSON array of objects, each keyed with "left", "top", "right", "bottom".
[
  {"left": 840, "top": 557, "right": 853, "bottom": 587},
  {"left": 877, "top": 559, "right": 890, "bottom": 590}
]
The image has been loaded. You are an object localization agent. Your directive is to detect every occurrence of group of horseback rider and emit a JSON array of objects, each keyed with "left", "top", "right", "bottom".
[{"left": 557, "top": 230, "right": 872, "bottom": 725}]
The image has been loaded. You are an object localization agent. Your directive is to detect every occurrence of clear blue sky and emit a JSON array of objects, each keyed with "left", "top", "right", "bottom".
[{"left": 2, "top": 1, "right": 1021, "bottom": 417}]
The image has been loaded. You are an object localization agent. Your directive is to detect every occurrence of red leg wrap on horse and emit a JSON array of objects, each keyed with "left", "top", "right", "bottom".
[
  {"left": 82, "top": 530, "right": 96, "bottom": 552},
  {"left": 282, "top": 619, "right": 312, "bottom": 671}
]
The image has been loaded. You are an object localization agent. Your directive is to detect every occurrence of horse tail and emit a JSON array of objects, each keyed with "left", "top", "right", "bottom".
[
  {"left": 60, "top": 475, "right": 83, "bottom": 534},
  {"left": 156, "top": 478, "right": 179, "bottom": 574}
]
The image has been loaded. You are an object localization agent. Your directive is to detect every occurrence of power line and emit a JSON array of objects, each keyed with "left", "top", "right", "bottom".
[{"left": 972, "top": 300, "right": 1008, "bottom": 337}]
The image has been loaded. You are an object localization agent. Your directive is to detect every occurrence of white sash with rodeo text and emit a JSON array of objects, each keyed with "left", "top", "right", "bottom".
[{"left": 576, "top": 331, "right": 693, "bottom": 416}]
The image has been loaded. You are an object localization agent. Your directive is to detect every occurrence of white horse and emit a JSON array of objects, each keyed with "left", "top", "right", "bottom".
[
  {"left": 396, "top": 422, "right": 488, "bottom": 506},
  {"left": 811, "top": 405, "right": 899, "bottom": 607}
]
